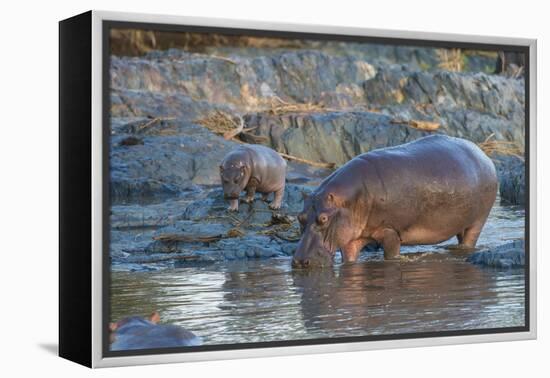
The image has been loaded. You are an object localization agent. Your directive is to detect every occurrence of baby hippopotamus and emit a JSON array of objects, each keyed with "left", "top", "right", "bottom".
[
  {"left": 109, "top": 312, "right": 202, "bottom": 351},
  {"left": 293, "top": 135, "right": 498, "bottom": 267},
  {"left": 220, "top": 144, "right": 286, "bottom": 212}
]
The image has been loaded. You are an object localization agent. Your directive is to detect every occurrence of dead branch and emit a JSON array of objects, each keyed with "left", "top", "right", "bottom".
[
  {"left": 128, "top": 254, "right": 202, "bottom": 263},
  {"left": 137, "top": 116, "right": 177, "bottom": 132},
  {"left": 478, "top": 133, "right": 524, "bottom": 160},
  {"left": 278, "top": 152, "right": 336, "bottom": 169},
  {"left": 153, "top": 234, "right": 223, "bottom": 243},
  {"left": 272, "top": 232, "right": 301, "bottom": 242},
  {"left": 226, "top": 228, "right": 245, "bottom": 237},
  {"left": 223, "top": 115, "right": 244, "bottom": 140}
]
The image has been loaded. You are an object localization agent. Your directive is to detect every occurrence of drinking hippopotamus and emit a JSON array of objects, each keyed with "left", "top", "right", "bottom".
[
  {"left": 220, "top": 144, "right": 286, "bottom": 211},
  {"left": 293, "top": 135, "right": 498, "bottom": 267},
  {"left": 109, "top": 312, "right": 202, "bottom": 351}
]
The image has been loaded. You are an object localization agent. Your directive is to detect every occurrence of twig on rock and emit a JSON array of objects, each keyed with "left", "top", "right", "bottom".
[
  {"left": 153, "top": 234, "right": 222, "bottom": 243},
  {"left": 278, "top": 152, "right": 336, "bottom": 169},
  {"left": 390, "top": 118, "right": 440, "bottom": 131},
  {"left": 223, "top": 115, "right": 244, "bottom": 140},
  {"left": 137, "top": 116, "right": 177, "bottom": 132}
]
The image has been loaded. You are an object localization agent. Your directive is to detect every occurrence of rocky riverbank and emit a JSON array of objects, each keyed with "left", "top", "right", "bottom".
[
  {"left": 109, "top": 41, "right": 526, "bottom": 271},
  {"left": 467, "top": 239, "right": 525, "bottom": 268}
]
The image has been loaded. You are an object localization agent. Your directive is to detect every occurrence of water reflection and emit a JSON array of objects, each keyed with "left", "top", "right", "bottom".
[
  {"left": 111, "top": 256, "right": 524, "bottom": 346},
  {"left": 291, "top": 259, "right": 524, "bottom": 337},
  {"left": 110, "top": 202, "right": 525, "bottom": 347}
]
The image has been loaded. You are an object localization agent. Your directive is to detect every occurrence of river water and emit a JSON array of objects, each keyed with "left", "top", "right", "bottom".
[{"left": 110, "top": 203, "right": 525, "bottom": 346}]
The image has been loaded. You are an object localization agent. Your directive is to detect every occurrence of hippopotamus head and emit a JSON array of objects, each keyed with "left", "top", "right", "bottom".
[
  {"left": 109, "top": 312, "right": 161, "bottom": 343},
  {"left": 219, "top": 162, "right": 248, "bottom": 199},
  {"left": 110, "top": 311, "right": 203, "bottom": 350},
  {"left": 293, "top": 191, "right": 359, "bottom": 268}
]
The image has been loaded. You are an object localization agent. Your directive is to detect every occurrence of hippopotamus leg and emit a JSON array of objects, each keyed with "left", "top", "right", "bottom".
[
  {"left": 341, "top": 239, "right": 368, "bottom": 263},
  {"left": 244, "top": 185, "right": 256, "bottom": 204},
  {"left": 227, "top": 198, "right": 239, "bottom": 212},
  {"left": 382, "top": 228, "right": 401, "bottom": 260},
  {"left": 269, "top": 187, "right": 285, "bottom": 210},
  {"left": 460, "top": 220, "right": 486, "bottom": 248},
  {"left": 456, "top": 231, "right": 464, "bottom": 244}
]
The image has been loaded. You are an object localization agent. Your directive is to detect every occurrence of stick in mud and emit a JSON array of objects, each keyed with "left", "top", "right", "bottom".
[{"left": 153, "top": 234, "right": 223, "bottom": 243}]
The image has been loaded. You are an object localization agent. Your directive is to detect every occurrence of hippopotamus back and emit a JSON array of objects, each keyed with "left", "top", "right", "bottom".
[{"left": 110, "top": 316, "right": 202, "bottom": 351}]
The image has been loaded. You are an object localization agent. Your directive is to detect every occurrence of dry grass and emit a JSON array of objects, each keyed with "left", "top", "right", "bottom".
[
  {"left": 195, "top": 111, "right": 269, "bottom": 143},
  {"left": 478, "top": 134, "right": 524, "bottom": 160},
  {"left": 195, "top": 110, "right": 242, "bottom": 137},
  {"left": 437, "top": 48, "right": 464, "bottom": 72},
  {"left": 111, "top": 29, "right": 306, "bottom": 56},
  {"left": 266, "top": 96, "right": 328, "bottom": 116},
  {"left": 464, "top": 49, "right": 498, "bottom": 59}
]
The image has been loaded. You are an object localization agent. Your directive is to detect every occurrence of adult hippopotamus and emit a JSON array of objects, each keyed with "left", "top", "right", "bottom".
[
  {"left": 220, "top": 144, "right": 286, "bottom": 211},
  {"left": 109, "top": 312, "right": 202, "bottom": 351},
  {"left": 292, "top": 135, "right": 498, "bottom": 268}
]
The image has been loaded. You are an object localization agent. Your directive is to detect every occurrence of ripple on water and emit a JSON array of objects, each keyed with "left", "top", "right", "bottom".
[{"left": 110, "top": 202, "right": 525, "bottom": 346}]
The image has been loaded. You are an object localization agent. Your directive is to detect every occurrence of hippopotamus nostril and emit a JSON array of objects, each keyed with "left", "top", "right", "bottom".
[{"left": 292, "top": 259, "right": 311, "bottom": 268}]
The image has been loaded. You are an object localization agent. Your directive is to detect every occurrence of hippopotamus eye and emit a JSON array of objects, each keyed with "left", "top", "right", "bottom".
[
  {"left": 223, "top": 179, "right": 229, "bottom": 184},
  {"left": 233, "top": 179, "right": 239, "bottom": 184},
  {"left": 317, "top": 214, "right": 328, "bottom": 225}
]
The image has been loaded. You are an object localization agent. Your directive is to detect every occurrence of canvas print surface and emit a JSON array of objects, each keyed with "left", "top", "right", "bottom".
[{"left": 106, "top": 26, "right": 527, "bottom": 354}]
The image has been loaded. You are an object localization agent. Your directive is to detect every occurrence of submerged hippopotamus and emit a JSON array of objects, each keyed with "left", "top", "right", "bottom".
[
  {"left": 293, "top": 135, "right": 498, "bottom": 268},
  {"left": 109, "top": 312, "right": 202, "bottom": 351},
  {"left": 220, "top": 144, "right": 286, "bottom": 211}
]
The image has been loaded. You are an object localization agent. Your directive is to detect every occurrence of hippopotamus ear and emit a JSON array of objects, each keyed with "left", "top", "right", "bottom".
[
  {"left": 219, "top": 165, "right": 224, "bottom": 173},
  {"left": 109, "top": 322, "right": 118, "bottom": 332},
  {"left": 149, "top": 311, "right": 161, "bottom": 324},
  {"left": 327, "top": 193, "right": 335, "bottom": 203}
]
